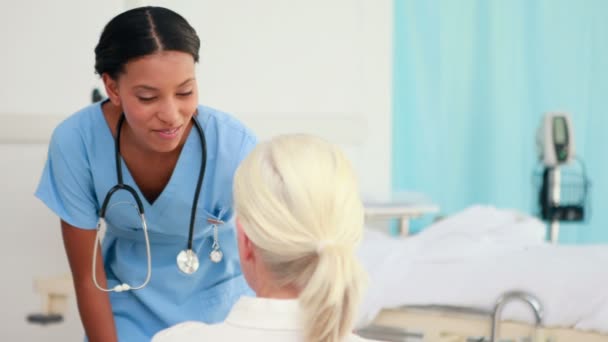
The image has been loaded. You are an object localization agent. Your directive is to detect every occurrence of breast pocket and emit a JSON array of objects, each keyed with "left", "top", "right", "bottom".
[{"left": 194, "top": 205, "right": 233, "bottom": 240}]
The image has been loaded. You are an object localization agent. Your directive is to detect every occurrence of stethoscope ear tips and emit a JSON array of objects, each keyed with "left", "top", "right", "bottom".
[{"left": 113, "top": 284, "right": 131, "bottom": 292}]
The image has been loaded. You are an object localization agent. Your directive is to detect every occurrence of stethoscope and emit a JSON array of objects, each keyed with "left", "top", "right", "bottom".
[{"left": 92, "top": 113, "right": 224, "bottom": 293}]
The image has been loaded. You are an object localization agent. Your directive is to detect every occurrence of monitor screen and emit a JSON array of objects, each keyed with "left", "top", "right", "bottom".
[{"left": 553, "top": 117, "right": 567, "bottom": 144}]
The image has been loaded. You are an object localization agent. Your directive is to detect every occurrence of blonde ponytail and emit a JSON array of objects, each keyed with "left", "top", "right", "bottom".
[
  {"left": 299, "top": 246, "right": 366, "bottom": 342},
  {"left": 234, "top": 134, "right": 367, "bottom": 342}
]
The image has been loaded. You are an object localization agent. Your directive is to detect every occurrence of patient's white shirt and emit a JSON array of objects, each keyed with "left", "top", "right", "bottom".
[{"left": 152, "top": 296, "right": 378, "bottom": 342}]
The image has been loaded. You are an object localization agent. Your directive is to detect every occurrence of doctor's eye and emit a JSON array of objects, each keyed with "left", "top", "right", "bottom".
[
  {"left": 176, "top": 91, "right": 193, "bottom": 97},
  {"left": 137, "top": 96, "right": 157, "bottom": 103}
]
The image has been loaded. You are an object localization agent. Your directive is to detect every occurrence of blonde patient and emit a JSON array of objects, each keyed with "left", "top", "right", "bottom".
[{"left": 153, "top": 134, "right": 378, "bottom": 342}]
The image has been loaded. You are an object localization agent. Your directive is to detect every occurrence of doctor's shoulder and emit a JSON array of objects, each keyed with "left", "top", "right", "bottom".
[
  {"left": 196, "top": 105, "right": 258, "bottom": 161},
  {"left": 46, "top": 103, "right": 104, "bottom": 161}
]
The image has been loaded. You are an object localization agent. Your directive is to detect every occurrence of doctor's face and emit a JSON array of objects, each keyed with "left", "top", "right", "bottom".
[{"left": 105, "top": 50, "right": 199, "bottom": 153}]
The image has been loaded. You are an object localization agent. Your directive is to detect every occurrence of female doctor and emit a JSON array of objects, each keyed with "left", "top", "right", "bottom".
[{"left": 35, "top": 6, "right": 256, "bottom": 342}]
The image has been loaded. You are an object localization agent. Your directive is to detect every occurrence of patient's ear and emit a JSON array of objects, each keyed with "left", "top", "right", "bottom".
[{"left": 236, "top": 218, "right": 255, "bottom": 262}]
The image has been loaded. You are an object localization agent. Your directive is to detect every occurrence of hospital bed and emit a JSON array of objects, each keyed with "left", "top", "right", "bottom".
[
  {"left": 358, "top": 295, "right": 608, "bottom": 342},
  {"left": 355, "top": 206, "right": 608, "bottom": 342}
]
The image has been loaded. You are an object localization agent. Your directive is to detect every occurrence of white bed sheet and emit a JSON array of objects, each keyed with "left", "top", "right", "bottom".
[{"left": 357, "top": 205, "right": 608, "bottom": 334}]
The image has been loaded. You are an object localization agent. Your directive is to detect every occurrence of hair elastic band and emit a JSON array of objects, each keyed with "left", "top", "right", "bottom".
[{"left": 316, "top": 240, "right": 335, "bottom": 254}]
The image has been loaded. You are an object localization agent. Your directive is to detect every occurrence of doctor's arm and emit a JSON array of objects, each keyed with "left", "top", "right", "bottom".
[{"left": 61, "top": 220, "right": 118, "bottom": 342}]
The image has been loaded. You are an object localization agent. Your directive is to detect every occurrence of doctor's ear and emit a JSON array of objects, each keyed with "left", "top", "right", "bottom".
[{"left": 101, "top": 73, "right": 121, "bottom": 107}]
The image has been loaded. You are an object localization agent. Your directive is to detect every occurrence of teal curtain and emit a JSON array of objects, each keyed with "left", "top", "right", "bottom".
[{"left": 392, "top": 0, "right": 608, "bottom": 243}]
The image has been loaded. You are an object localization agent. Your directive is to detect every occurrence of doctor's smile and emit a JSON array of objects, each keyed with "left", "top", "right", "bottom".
[{"left": 154, "top": 125, "right": 183, "bottom": 140}]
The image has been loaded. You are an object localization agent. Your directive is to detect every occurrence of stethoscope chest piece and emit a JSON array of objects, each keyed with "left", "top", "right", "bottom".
[{"left": 177, "top": 249, "right": 200, "bottom": 274}]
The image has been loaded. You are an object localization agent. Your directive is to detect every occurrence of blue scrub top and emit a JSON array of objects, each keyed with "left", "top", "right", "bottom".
[{"left": 35, "top": 102, "right": 257, "bottom": 341}]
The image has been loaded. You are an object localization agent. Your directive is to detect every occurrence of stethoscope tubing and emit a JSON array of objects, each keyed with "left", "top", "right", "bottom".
[{"left": 92, "top": 113, "right": 207, "bottom": 291}]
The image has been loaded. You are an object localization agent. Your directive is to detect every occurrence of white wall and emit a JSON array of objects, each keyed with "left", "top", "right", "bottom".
[
  {"left": 0, "top": 0, "right": 123, "bottom": 114},
  {"left": 0, "top": 145, "right": 85, "bottom": 340},
  {"left": 0, "top": 0, "right": 392, "bottom": 340},
  {"left": 0, "top": 1, "right": 122, "bottom": 340}
]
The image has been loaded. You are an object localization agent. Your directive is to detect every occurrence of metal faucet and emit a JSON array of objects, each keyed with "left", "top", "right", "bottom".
[{"left": 490, "top": 291, "right": 543, "bottom": 342}]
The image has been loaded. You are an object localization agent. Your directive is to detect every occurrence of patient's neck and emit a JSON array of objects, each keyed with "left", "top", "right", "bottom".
[
  {"left": 254, "top": 276, "right": 299, "bottom": 299},
  {"left": 251, "top": 256, "right": 299, "bottom": 299}
]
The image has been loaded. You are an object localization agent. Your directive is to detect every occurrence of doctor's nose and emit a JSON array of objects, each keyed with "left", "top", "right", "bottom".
[{"left": 156, "top": 99, "right": 180, "bottom": 125}]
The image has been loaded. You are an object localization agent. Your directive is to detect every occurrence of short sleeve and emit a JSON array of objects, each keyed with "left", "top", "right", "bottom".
[
  {"left": 35, "top": 121, "right": 99, "bottom": 229},
  {"left": 236, "top": 132, "right": 258, "bottom": 165}
]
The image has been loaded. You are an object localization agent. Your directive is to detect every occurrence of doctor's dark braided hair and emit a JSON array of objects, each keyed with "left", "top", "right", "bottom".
[{"left": 94, "top": 6, "right": 200, "bottom": 79}]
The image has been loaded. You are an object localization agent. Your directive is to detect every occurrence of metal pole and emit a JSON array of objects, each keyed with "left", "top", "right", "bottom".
[
  {"left": 490, "top": 291, "right": 543, "bottom": 342},
  {"left": 548, "top": 168, "right": 561, "bottom": 243}
]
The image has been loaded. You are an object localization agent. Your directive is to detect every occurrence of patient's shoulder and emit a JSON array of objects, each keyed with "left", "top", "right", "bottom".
[{"left": 151, "top": 321, "right": 214, "bottom": 342}]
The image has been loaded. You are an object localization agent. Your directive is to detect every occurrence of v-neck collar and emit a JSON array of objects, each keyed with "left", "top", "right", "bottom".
[{"left": 96, "top": 101, "right": 201, "bottom": 217}]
